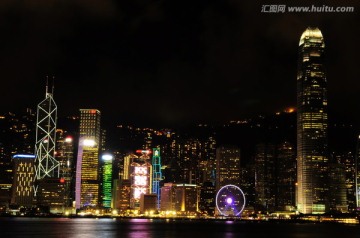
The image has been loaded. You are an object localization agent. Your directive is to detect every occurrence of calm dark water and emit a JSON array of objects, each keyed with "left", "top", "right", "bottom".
[{"left": 0, "top": 217, "right": 359, "bottom": 238}]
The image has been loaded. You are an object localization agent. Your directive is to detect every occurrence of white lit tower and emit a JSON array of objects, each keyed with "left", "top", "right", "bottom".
[
  {"left": 130, "top": 150, "right": 151, "bottom": 209},
  {"left": 34, "top": 78, "right": 60, "bottom": 195}
]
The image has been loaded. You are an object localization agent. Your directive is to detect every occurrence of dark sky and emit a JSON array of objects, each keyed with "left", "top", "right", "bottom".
[{"left": 0, "top": 0, "right": 359, "bottom": 127}]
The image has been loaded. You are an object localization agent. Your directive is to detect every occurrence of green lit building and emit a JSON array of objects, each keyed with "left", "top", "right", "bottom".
[{"left": 102, "top": 154, "right": 113, "bottom": 208}]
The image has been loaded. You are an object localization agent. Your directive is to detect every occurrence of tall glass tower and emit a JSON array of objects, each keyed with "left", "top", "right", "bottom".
[{"left": 296, "top": 27, "right": 328, "bottom": 214}]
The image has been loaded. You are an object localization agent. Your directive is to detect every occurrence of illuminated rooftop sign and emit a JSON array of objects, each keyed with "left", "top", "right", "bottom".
[
  {"left": 136, "top": 149, "right": 152, "bottom": 155},
  {"left": 102, "top": 154, "right": 113, "bottom": 161},
  {"left": 83, "top": 139, "right": 96, "bottom": 147},
  {"left": 13, "top": 154, "right": 36, "bottom": 159}
]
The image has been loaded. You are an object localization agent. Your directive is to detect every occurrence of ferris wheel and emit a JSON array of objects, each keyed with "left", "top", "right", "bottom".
[{"left": 216, "top": 184, "right": 246, "bottom": 216}]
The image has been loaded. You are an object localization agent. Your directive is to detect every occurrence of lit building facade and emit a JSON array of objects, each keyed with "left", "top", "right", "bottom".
[
  {"left": 115, "top": 153, "right": 136, "bottom": 213},
  {"left": 216, "top": 146, "right": 241, "bottom": 191},
  {"left": 117, "top": 179, "right": 131, "bottom": 212},
  {"left": 160, "top": 183, "right": 174, "bottom": 211},
  {"left": 11, "top": 154, "right": 35, "bottom": 207},
  {"left": 297, "top": 27, "right": 329, "bottom": 214},
  {"left": 36, "top": 178, "right": 65, "bottom": 213},
  {"left": 130, "top": 151, "right": 151, "bottom": 209},
  {"left": 356, "top": 135, "right": 360, "bottom": 209},
  {"left": 0, "top": 143, "right": 12, "bottom": 206},
  {"left": 75, "top": 109, "right": 101, "bottom": 209},
  {"left": 102, "top": 154, "right": 113, "bottom": 208},
  {"left": 152, "top": 148, "right": 162, "bottom": 210},
  {"left": 160, "top": 183, "right": 198, "bottom": 214},
  {"left": 164, "top": 135, "right": 216, "bottom": 186},
  {"left": 122, "top": 154, "right": 132, "bottom": 180},
  {"left": 56, "top": 130, "right": 75, "bottom": 208}
]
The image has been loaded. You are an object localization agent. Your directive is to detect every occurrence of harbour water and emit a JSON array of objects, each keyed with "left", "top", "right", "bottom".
[{"left": 0, "top": 217, "right": 359, "bottom": 238}]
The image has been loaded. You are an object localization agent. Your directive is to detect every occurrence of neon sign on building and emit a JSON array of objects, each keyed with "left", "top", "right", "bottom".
[{"left": 131, "top": 163, "right": 151, "bottom": 208}]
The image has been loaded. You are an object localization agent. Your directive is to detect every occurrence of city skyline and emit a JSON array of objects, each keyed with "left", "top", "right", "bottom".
[
  {"left": 1, "top": 1, "right": 360, "bottom": 221},
  {"left": 0, "top": 2, "right": 359, "bottom": 127}
]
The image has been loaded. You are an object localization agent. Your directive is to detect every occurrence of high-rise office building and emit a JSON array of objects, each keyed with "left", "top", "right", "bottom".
[
  {"left": 328, "top": 162, "right": 347, "bottom": 212},
  {"left": 117, "top": 179, "right": 131, "bottom": 213},
  {"left": 75, "top": 109, "right": 101, "bottom": 209},
  {"left": 333, "top": 151, "right": 356, "bottom": 211},
  {"left": 115, "top": 153, "right": 135, "bottom": 212},
  {"left": 164, "top": 136, "right": 216, "bottom": 186},
  {"left": 254, "top": 142, "right": 296, "bottom": 212},
  {"left": 0, "top": 143, "right": 12, "bottom": 206},
  {"left": 296, "top": 27, "right": 329, "bottom": 214},
  {"left": 160, "top": 183, "right": 198, "bottom": 214},
  {"left": 356, "top": 135, "right": 360, "bottom": 209},
  {"left": 215, "top": 146, "right": 241, "bottom": 191},
  {"left": 56, "top": 130, "right": 75, "bottom": 208},
  {"left": 277, "top": 142, "right": 296, "bottom": 211},
  {"left": 254, "top": 144, "right": 276, "bottom": 211},
  {"left": 36, "top": 178, "right": 65, "bottom": 213},
  {"left": 199, "top": 181, "right": 216, "bottom": 216}
]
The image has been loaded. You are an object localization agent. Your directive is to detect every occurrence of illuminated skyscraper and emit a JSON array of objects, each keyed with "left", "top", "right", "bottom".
[
  {"left": 34, "top": 80, "right": 59, "bottom": 195},
  {"left": 102, "top": 154, "right": 113, "bottom": 208},
  {"left": 117, "top": 180, "right": 131, "bottom": 213},
  {"left": 115, "top": 153, "right": 135, "bottom": 212},
  {"left": 152, "top": 148, "right": 162, "bottom": 210},
  {"left": 75, "top": 109, "right": 101, "bottom": 209},
  {"left": 296, "top": 27, "right": 328, "bottom": 214},
  {"left": 130, "top": 151, "right": 151, "bottom": 209},
  {"left": 356, "top": 135, "right": 360, "bottom": 209},
  {"left": 56, "top": 130, "right": 75, "bottom": 208}
]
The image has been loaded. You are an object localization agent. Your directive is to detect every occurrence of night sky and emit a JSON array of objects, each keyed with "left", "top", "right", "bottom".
[{"left": 0, "top": 1, "right": 359, "bottom": 127}]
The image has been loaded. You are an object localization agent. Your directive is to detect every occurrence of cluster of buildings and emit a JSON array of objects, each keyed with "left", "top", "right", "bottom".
[{"left": 0, "top": 27, "right": 360, "bottom": 217}]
